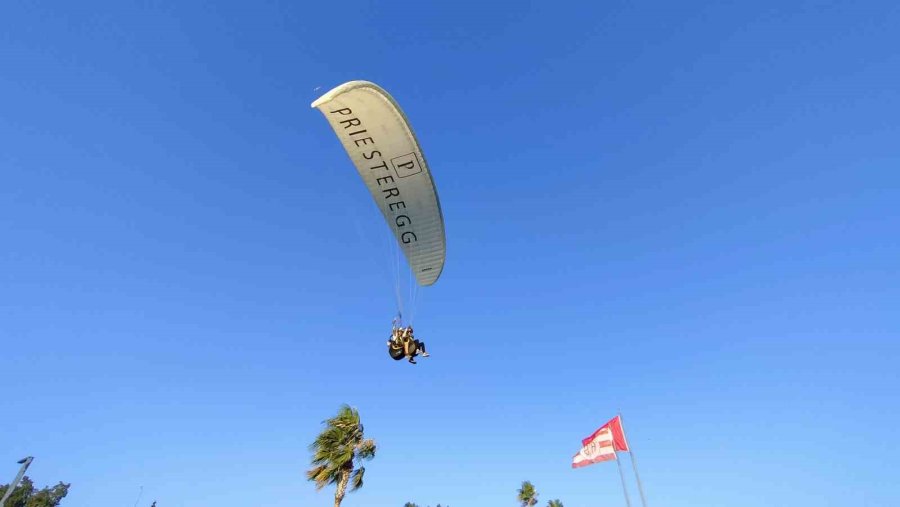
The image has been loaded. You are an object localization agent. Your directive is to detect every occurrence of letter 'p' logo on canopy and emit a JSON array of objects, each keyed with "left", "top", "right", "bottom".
[{"left": 391, "top": 153, "right": 423, "bottom": 178}]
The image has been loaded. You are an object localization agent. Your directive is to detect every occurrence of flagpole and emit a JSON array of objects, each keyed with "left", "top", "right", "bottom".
[
  {"left": 619, "top": 413, "right": 648, "bottom": 507},
  {"left": 629, "top": 450, "right": 648, "bottom": 507},
  {"left": 614, "top": 452, "right": 633, "bottom": 507}
]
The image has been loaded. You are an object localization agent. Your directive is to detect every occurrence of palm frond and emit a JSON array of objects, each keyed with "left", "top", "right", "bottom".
[
  {"left": 356, "top": 439, "right": 376, "bottom": 461},
  {"left": 350, "top": 466, "right": 365, "bottom": 491}
]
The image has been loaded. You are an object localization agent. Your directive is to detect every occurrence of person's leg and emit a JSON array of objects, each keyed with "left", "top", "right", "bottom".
[{"left": 403, "top": 338, "right": 417, "bottom": 363}]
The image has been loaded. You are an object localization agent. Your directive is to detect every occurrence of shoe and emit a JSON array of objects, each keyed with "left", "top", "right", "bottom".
[
  {"left": 408, "top": 358, "right": 417, "bottom": 364},
  {"left": 421, "top": 352, "right": 430, "bottom": 357}
]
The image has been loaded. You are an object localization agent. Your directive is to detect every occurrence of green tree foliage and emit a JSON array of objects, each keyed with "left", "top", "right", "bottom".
[
  {"left": 517, "top": 481, "right": 538, "bottom": 507},
  {"left": 307, "top": 404, "right": 377, "bottom": 507},
  {"left": 0, "top": 476, "right": 70, "bottom": 507},
  {"left": 547, "top": 500, "right": 564, "bottom": 507}
]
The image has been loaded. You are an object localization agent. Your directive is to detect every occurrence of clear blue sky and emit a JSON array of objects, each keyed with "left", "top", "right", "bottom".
[{"left": 2, "top": 1, "right": 898, "bottom": 506}]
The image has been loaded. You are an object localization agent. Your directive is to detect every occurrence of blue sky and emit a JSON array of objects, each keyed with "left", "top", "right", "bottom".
[{"left": 2, "top": 1, "right": 898, "bottom": 506}]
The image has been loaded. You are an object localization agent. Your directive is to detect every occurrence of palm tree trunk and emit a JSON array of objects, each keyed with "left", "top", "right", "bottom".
[{"left": 334, "top": 470, "right": 350, "bottom": 507}]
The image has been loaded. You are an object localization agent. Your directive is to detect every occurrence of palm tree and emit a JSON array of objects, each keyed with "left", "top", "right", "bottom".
[
  {"left": 307, "top": 404, "right": 377, "bottom": 507},
  {"left": 547, "top": 500, "right": 564, "bottom": 507},
  {"left": 517, "top": 481, "right": 538, "bottom": 507}
]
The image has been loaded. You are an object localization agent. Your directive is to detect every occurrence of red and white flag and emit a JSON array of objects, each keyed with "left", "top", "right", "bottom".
[{"left": 571, "top": 415, "right": 630, "bottom": 469}]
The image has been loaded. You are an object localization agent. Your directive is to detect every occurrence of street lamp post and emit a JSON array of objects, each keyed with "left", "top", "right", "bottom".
[{"left": 0, "top": 457, "right": 34, "bottom": 507}]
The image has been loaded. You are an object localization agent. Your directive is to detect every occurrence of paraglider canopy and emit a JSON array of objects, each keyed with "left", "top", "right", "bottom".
[{"left": 311, "top": 81, "right": 446, "bottom": 286}]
